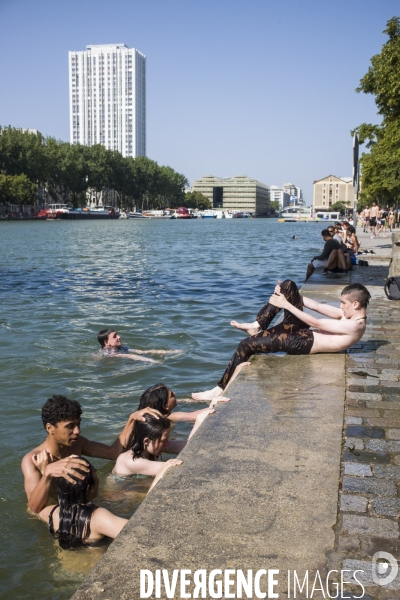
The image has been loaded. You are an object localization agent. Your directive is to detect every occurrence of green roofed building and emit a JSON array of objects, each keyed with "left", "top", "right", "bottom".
[{"left": 192, "top": 175, "right": 270, "bottom": 216}]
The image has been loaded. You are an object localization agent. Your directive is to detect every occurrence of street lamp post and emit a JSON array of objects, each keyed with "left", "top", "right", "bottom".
[{"left": 353, "top": 134, "right": 359, "bottom": 229}]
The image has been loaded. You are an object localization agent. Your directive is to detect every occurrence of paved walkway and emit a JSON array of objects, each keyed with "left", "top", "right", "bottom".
[{"left": 328, "top": 231, "right": 400, "bottom": 598}]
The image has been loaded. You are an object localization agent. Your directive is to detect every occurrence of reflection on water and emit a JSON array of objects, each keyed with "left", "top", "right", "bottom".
[{"left": 0, "top": 219, "right": 325, "bottom": 599}]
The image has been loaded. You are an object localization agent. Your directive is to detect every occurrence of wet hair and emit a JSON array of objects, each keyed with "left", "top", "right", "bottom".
[
  {"left": 321, "top": 229, "right": 332, "bottom": 237},
  {"left": 97, "top": 328, "right": 115, "bottom": 348},
  {"left": 53, "top": 460, "right": 97, "bottom": 550},
  {"left": 41, "top": 395, "right": 82, "bottom": 429},
  {"left": 341, "top": 283, "right": 371, "bottom": 308},
  {"left": 138, "top": 383, "right": 170, "bottom": 415},
  {"left": 347, "top": 225, "right": 356, "bottom": 234},
  {"left": 127, "top": 414, "right": 171, "bottom": 461}
]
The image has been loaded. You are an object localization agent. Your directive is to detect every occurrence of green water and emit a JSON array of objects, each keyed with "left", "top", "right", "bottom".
[{"left": 0, "top": 218, "right": 325, "bottom": 599}]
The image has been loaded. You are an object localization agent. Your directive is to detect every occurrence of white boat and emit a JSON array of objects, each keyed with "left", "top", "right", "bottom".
[
  {"left": 201, "top": 209, "right": 218, "bottom": 219},
  {"left": 314, "top": 211, "right": 341, "bottom": 223},
  {"left": 223, "top": 211, "right": 233, "bottom": 219},
  {"left": 128, "top": 212, "right": 151, "bottom": 219},
  {"left": 278, "top": 207, "right": 312, "bottom": 221}
]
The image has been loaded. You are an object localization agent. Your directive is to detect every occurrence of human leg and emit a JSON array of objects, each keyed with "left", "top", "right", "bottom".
[
  {"left": 256, "top": 279, "right": 303, "bottom": 330},
  {"left": 305, "top": 262, "right": 315, "bottom": 281},
  {"left": 216, "top": 323, "right": 313, "bottom": 391}
]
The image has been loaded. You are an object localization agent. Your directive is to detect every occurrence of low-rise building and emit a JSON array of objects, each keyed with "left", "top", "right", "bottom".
[
  {"left": 313, "top": 175, "right": 354, "bottom": 211},
  {"left": 192, "top": 175, "right": 270, "bottom": 216}
]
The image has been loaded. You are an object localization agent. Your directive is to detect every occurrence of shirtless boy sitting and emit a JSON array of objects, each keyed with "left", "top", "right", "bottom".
[
  {"left": 98, "top": 328, "right": 178, "bottom": 363},
  {"left": 192, "top": 280, "right": 370, "bottom": 400},
  {"left": 21, "top": 395, "right": 159, "bottom": 513}
]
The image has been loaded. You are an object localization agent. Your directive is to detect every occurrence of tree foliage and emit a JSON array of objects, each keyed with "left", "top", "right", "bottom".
[
  {"left": 352, "top": 17, "right": 400, "bottom": 204},
  {"left": 0, "top": 126, "right": 188, "bottom": 208},
  {"left": 183, "top": 191, "right": 212, "bottom": 210},
  {"left": 330, "top": 201, "right": 351, "bottom": 213},
  {"left": 0, "top": 173, "right": 37, "bottom": 204}
]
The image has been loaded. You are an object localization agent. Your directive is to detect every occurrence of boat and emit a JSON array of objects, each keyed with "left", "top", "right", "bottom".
[
  {"left": 201, "top": 209, "right": 218, "bottom": 219},
  {"left": 171, "top": 207, "right": 191, "bottom": 219},
  {"left": 314, "top": 211, "right": 341, "bottom": 223},
  {"left": 128, "top": 212, "right": 151, "bottom": 219},
  {"left": 232, "top": 211, "right": 251, "bottom": 218},
  {"left": 37, "top": 204, "right": 120, "bottom": 220},
  {"left": 278, "top": 207, "right": 312, "bottom": 221}
]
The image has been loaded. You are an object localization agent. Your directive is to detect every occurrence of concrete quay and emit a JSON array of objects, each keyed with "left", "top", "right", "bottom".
[{"left": 73, "top": 231, "right": 398, "bottom": 600}]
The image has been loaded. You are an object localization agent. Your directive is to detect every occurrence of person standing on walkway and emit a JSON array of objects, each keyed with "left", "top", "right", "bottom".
[
  {"left": 370, "top": 202, "right": 379, "bottom": 238},
  {"left": 362, "top": 206, "right": 370, "bottom": 232},
  {"left": 389, "top": 207, "right": 395, "bottom": 232}
]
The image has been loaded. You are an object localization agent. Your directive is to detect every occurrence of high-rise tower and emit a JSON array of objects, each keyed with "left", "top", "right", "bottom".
[{"left": 69, "top": 44, "right": 146, "bottom": 157}]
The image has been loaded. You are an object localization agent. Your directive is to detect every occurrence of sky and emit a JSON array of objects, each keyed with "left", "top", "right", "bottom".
[{"left": 0, "top": 0, "right": 398, "bottom": 202}]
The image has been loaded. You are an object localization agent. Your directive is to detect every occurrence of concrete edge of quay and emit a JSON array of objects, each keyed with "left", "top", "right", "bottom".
[{"left": 72, "top": 232, "right": 397, "bottom": 600}]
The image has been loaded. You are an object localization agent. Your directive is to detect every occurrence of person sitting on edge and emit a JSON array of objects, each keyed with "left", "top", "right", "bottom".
[
  {"left": 21, "top": 394, "right": 161, "bottom": 513},
  {"left": 97, "top": 328, "right": 179, "bottom": 363},
  {"left": 38, "top": 459, "right": 128, "bottom": 549},
  {"left": 305, "top": 229, "right": 343, "bottom": 281},
  {"left": 192, "top": 280, "right": 370, "bottom": 401},
  {"left": 138, "top": 383, "right": 230, "bottom": 422},
  {"left": 112, "top": 409, "right": 213, "bottom": 484}
]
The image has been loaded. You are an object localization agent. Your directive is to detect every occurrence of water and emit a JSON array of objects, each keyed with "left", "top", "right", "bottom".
[{"left": 0, "top": 218, "right": 326, "bottom": 599}]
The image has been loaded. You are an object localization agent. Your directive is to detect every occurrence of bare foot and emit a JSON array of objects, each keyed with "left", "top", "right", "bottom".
[
  {"left": 191, "top": 385, "right": 224, "bottom": 401},
  {"left": 230, "top": 320, "right": 261, "bottom": 336}
]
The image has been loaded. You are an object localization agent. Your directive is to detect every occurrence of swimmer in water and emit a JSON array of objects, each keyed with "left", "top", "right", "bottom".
[
  {"left": 21, "top": 395, "right": 161, "bottom": 513},
  {"left": 97, "top": 329, "right": 179, "bottom": 363},
  {"left": 138, "top": 383, "right": 230, "bottom": 422},
  {"left": 112, "top": 409, "right": 214, "bottom": 489},
  {"left": 38, "top": 459, "right": 128, "bottom": 549}
]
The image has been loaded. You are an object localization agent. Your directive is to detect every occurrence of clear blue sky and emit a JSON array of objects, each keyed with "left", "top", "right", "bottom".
[{"left": 0, "top": 0, "right": 398, "bottom": 202}]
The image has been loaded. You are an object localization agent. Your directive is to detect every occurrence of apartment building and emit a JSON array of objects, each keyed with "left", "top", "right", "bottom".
[
  {"left": 313, "top": 175, "right": 354, "bottom": 211},
  {"left": 69, "top": 43, "right": 145, "bottom": 157}
]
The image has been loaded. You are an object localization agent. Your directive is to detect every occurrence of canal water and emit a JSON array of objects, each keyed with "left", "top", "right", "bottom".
[{"left": 0, "top": 218, "right": 327, "bottom": 599}]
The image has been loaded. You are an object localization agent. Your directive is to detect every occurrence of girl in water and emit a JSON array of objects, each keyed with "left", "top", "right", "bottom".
[
  {"left": 112, "top": 409, "right": 213, "bottom": 484},
  {"left": 138, "top": 383, "right": 229, "bottom": 422},
  {"left": 38, "top": 459, "right": 127, "bottom": 549}
]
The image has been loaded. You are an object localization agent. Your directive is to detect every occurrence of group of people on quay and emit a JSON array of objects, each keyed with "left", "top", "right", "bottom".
[
  {"left": 305, "top": 220, "right": 360, "bottom": 280},
  {"left": 22, "top": 234, "right": 371, "bottom": 551},
  {"left": 360, "top": 202, "right": 396, "bottom": 237}
]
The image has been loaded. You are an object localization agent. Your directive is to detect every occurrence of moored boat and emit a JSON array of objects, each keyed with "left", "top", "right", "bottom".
[
  {"left": 128, "top": 211, "right": 151, "bottom": 219},
  {"left": 201, "top": 209, "right": 218, "bottom": 219}
]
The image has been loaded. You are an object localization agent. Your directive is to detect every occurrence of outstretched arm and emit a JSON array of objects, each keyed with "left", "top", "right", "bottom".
[
  {"left": 81, "top": 408, "right": 163, "bottom": 460},
  {"left": 147, "top": 459, "right": 183, "bottom": 493},
  {"left": 269, "top": 292, "right": 360, "bottom": 335},
  {"left": 302, "top": 296, "right": 342, "bottom": 319}
]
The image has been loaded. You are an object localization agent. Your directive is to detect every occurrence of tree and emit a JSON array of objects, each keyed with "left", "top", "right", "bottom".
[
  {"left": 269, "top": 200, "right": 280, "bottom": 213},
  {"left": 0, "top": 173, "right": 37, "bottom": 204},
  {"left": 0, "top": 126, "right": 190, "bottom": 209},
  {"left": 352, "top": 17, "right": 400, "bottom": 204},
  {"left": 330, "top": 201, "right": 351, "bottom": 213},
  {"left": 184, "top": 191, "right": 211, "bottom": 210}
]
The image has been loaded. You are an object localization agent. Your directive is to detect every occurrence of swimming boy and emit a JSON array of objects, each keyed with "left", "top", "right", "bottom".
[
  {"left": 98, "top": 328, "right": 179, "bottom": 363},
  {"left": 21, "top": 395, "right": 160, "bottom": 513},
  {"left": 192, "top": 280, "right": 370, "bottom": 400}
]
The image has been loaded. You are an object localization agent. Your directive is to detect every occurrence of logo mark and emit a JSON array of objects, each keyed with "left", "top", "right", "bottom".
[{"left": 372, "top": 551, "right": 398, "bottom": 586}]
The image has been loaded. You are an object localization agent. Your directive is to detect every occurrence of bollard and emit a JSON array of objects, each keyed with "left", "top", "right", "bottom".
[{"left": 389, "top": 232, "right": 400, "bottom": 277}]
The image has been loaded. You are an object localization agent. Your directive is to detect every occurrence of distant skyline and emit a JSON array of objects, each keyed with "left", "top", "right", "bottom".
[{"left": 0, "top": 0, "right": 397, "bottom": 202}]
